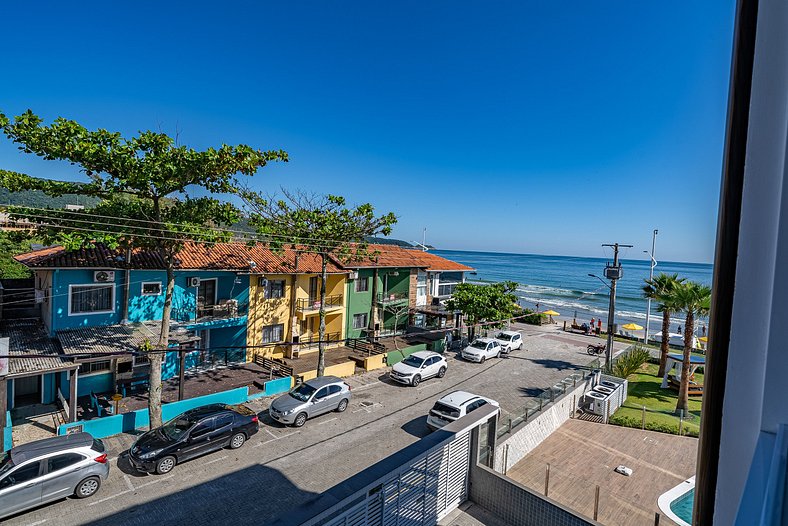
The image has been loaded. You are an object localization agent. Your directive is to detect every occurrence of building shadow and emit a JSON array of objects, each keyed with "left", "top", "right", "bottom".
[{"left": 82, "top": 464, "right": 319, "bottom": 525}]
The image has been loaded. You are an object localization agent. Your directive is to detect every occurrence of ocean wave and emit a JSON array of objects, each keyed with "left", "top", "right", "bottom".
[{"left": 517, "top": 284, "right": 600, "bottom": 298}]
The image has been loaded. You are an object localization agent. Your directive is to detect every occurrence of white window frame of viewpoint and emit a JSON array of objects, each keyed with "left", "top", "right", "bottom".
[{"left": 67, "top": 283, "right": 116, "bottom": 316}]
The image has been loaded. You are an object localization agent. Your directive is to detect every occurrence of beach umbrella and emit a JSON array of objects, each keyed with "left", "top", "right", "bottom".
[
  {"left": 699, "top": 336, "right": 708, "bottom": 342},
  {"left": 621, "top": 322, "right": 644, "bottom": 331},
  {"left": 542, "top": 310, "right": 560, "bottom": 316}
]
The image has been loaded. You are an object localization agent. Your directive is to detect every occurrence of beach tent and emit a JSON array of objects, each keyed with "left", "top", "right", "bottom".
[
  {"left": 650, "top": 331, "right": 701, "bottom": 349},
  {"left": 661, "top": 353, "right": 706, "bottom": 388}
]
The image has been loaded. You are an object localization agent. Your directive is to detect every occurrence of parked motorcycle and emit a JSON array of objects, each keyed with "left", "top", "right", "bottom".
[{"left": 586, "top": 343, "right": 606, "bottom": 356}]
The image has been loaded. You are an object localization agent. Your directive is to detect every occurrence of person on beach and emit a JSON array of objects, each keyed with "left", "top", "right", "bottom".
[
  {"left": 702, "top": 325, "right": 707, "bottom": 337},
  {"left": 590, "top": 318, "right": 595, "bottom": 333},
  {"left": 677, "top": 325, "right": 682, "bottom": 335},
  {"left": 597, "top": 319, "right": 602, "bottom": 335}
]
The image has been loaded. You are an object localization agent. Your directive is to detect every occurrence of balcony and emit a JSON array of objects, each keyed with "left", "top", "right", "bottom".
[
  {"left": 175, "top": 300, "right": 249, "bottom": 330},
  {"left": 296, "top": 295, "right": 343, "bottom": 313},
  {"left": 377, "top": 291, "right": 409, "bottom": 305}
]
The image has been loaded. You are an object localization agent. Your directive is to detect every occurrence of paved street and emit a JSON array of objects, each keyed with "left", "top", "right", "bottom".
[{"left": 5, "top": 324, "right": 628, "bottom": 526}]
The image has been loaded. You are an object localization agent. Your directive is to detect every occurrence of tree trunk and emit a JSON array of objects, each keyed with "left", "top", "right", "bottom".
[
  {"left": 149, "top": 256, "right": 174, "bottom": 429},
  {"left": 657, "top": 310, "right": 671, "bottom": 377},
  {"left": 317, "top": 255, "right": 327, "bottom": 377},
  {"left": 675, "top": 311, "right": 694, "bottom": 415}
]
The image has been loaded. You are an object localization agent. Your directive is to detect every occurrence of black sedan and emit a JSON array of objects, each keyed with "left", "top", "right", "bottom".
[{"left": 128, "top": 404, "right": 259, "bottom": 474}]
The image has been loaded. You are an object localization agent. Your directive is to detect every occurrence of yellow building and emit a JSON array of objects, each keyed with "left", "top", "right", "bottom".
[{"left": 245, "top": 247, "right": 348, "bottom": 361}]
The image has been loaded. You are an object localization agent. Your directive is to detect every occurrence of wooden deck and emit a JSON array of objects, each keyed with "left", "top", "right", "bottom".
[
  {"left": 282, "top": 346, "right": 360, "bottom": 376},
  {"left": 505, "top": 419, "right": 697, "bottom": 525}
]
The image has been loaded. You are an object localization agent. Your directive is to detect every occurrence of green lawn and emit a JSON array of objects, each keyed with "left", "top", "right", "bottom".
[{"left": 609, "top": 363, "right": 702, "bottom": 437}]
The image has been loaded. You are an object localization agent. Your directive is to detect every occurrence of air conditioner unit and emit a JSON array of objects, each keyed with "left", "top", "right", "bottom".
[
  {"left": 93, "top": 271, "right": 115, "bottom": 283},
  {"left": 348, "top": 271, "right": 359, "bottom": 280},
  {"left": 258, "top": 276, "right": 268, "bottom": 288},
  {"left": 187, "top": 277, "right": 201, "bottom": 288}
]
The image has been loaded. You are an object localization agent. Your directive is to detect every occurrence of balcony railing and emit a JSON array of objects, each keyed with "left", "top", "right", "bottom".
[
  {"left": 299, "top": 332, "right": 341, "bottom": 349},
  {"left": 377, "top": 291, "right": 408, "bottom": 304},
  {"left": 173, "top": 300, "right": 249, "bottom": 323},
  {"left": 296, "top": 295, "right": 343, "bottom": 312}
]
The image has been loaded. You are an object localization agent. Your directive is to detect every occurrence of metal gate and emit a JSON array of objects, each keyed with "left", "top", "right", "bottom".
[{"left": 320, "top": 430, "right": 471, "bottom": 526}]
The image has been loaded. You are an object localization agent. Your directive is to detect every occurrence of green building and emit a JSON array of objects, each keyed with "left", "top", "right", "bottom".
[{"left": 344, "top": 266, "right": 414, "bottom": 340}]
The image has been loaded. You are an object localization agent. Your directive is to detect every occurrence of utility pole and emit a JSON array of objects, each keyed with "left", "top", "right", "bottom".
[
  {"left": 602, "top": 243, "right": 632, "bottom": 371},
  {"left": 644, "top": 230, "right": 658, "bottom": 344}
]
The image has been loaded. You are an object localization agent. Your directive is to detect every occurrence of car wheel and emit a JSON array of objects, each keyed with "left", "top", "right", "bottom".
[
  {"left": 294, "top": 412, "right": 308, "bottom": 427},
  {"left": 74, "top": 476, "right": 101, "bottom": 499},
  {"left": 229, "top": 432, "right": 246, "bottom": 449},
  {"left": 336, "top": 398, "right": 349, "bottom": 412},
  {"left": 156, "top": 456, "right": 176, "bottom": 475},
  {"left": 480, "top": 356, "right": 486, "bottom": 364},
  {"left": 437, "top": 366, "right": 447, "bottom": 378},
  {"left": 411, "top": 375, "right": 421, "bottom": 387}
]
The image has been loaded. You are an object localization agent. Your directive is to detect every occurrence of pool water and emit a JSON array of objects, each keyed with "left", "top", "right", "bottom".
[{"left": 670, "top": 488, "right": 695, "bottom": 524}]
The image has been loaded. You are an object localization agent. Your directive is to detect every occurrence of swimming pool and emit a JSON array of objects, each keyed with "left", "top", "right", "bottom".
[{"left": 658, "top": 476, "right": 695, "bottom": 526}]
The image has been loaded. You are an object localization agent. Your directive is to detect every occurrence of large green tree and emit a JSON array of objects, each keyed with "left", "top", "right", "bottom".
[
  {"left": 0, "top": 109, "right": 287, "bottom": 427},
  {"left": 671, "top": 281, "right": 711, "bottom": 415},
  {"left": 243, "top": 189, "right": 396, "bottom": 377},
  {"left": 643, "top": 273, "right": 685, "bottom": 377},
  {"left": 446, "top": 281, "right": 519, "bottom": 340}
]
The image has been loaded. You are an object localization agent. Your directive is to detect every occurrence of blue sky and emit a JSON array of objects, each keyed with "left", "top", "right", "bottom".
[{"left": 0, "top": 1, "right": 735, "bottom": 263}]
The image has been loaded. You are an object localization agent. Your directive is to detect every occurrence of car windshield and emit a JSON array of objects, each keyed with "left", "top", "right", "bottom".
[
  {"left": 402, "top": 356, "right": 424, "bottom": 368},
  {"left": 496, "top": 333, "right": 513, "bottom": 341},
  {"left": 431, "top": 402, "right": 460, "bottom": 418},
  {"left": 160, "top": 416, "right": 195, "bottom": 440},
  {"left": 470, "top": 341, "right": 487, "bottom": 350},
  {"left": 289, "top": 383, "right": 317, "bottom": 402}
]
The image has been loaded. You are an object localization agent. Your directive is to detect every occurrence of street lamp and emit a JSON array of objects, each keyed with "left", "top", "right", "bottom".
[{"left": 643, "top": 230, "right": 658, "bottom": 344}]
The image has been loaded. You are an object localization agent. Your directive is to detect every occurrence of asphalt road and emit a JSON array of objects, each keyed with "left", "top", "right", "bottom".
[{"left": 5, "top": 324, "right": 623, "bottom": 526}]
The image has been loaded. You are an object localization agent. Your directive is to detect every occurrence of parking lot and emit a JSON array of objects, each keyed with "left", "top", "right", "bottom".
[{"left": 4, "top": 323, "right": 627, "bottom": 526}]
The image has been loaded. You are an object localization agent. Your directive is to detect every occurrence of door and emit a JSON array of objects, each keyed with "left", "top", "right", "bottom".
[
  {"left": 181, "top": 418, "right": 217, "bottom": 460},
  {"left": 208, "top": 413, "right": 235, "bottom": 447},
  {"left": 423, "top": 356, "right": 439, "bottom": 378},
  {"left": 41, "top": 453, "right": 87, "bottom": 503},
  {"left": 308, "top": 276, "right": 319, "bottom": 302},
  {"left": 197, "top": 279, "right": 217, "bottom": 317},
  {"left": 310, "top": 387, "right": 332, "bottom": 416},
  {"left": 0, "top": 460, "right": 43, "bottom": 517},
  {"left": 14, "top": 376, "right": 41, "bottom": 407}
]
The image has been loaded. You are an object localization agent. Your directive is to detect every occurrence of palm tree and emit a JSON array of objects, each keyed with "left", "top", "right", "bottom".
[
  {"left": 643, "top": 273, "right": 685, "bottom": 377},
  {"left": 672, "top": 281, "right": 712, "bottom": 415}
]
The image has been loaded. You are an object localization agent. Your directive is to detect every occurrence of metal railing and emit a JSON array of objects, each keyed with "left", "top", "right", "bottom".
[
  {"left": 295, "top": 295, "right": 343, "bottom": 312},
  {"left": 299, "top": 332, "right": 341, "bottom": 349},
  {"left": 377, "top": 291, "right": 408, "bottom": 304}
]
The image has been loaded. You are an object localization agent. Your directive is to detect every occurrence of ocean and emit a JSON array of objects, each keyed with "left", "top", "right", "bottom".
[{"left": 432, "top": 249, "right": 714, "bottom": 333}]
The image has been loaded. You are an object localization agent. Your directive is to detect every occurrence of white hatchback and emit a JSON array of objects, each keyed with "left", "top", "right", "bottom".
[
  {"left": 390, "top": 351, "right": 448, "bottom": 387},
  {"left": 492, "top": 330, "right": 523, "bottom": 352},
  {"left": 460, "top": 338, "right": 503, "bottom": 363},
  {"left": 426, "top": 391, "right": 499, "bottom": 430}
]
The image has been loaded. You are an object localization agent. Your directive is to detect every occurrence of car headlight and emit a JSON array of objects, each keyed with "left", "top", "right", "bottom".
[
  {"left": 138, "top": 449, "right": 163, "bottom": 460},
  {"left": 281, "top": 408, "right": 297, "bottom": 416}
]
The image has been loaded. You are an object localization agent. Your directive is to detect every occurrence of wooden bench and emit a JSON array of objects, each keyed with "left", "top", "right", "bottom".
[
  {"left": 668, "top": 376, "right": 704, "bottom": 397},
  {"left": 254, "top": 355, "right": 294, "bottom": 380}
]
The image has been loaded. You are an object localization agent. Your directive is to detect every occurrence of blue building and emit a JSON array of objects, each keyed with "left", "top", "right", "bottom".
[{"left": 13, "top": 243, "right": 253, "bottom": 399}]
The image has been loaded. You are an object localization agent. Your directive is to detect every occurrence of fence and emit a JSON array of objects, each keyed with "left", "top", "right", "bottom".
[{"left": 609, "top": 403, "right": 701, "bottom": 437}]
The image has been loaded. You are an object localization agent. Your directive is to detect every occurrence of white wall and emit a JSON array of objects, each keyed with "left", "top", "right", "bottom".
[{"left": 716, "top": 0, "right": 788, "bottom": 522}]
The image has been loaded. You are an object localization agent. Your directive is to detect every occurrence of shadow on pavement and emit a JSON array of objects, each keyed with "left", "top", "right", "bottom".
[
  {"left": 83, "top": 464, "right": 318, "bottom": 526},
  {"left": 400, "top": 415, "right": 432, "bottom": 438}
]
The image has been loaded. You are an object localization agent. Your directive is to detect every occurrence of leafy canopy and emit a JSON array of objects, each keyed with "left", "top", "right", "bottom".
[{"left": 446, "top": 281, "right": 520, "bottom": 329}]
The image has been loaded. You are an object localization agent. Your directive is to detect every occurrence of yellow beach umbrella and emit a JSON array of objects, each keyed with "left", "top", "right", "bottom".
[
  {"left": 542, "top": 310, "right": 560, "bottom": 316},
  {"left": 699, "top": 336, "right": 708, "bottom": 342},
  {"left": 621, "top": 322, "right": 644, "bottom": 331}
]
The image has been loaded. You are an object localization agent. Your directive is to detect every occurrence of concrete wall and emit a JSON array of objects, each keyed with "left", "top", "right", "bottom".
[
  {"left": 494, "top": 380, "right": 590, "bottom": 473},
  {"left": 300, "top": 360, "right": 356, "bottom": 381},
  {"left": 385, "top": 343, "right": 428, "bottom": 365},
  {"left": 469, "top": 463, "right": 596, "bottom": 526}
]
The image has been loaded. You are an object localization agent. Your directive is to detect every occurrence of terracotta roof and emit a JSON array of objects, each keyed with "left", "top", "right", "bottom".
[
  {"left": 403, "top": 250, "right": 474, "bottom": 272},
  {"left": 332, "top": 244, "right": 473, "bottom": 272},
  {"left": 14, "top": 243, "right": 346, "bottom": 274},
  {"left": 1, "top": 319, "right": 75, "bottom": 377},
  {"left": 57, "top": 321, "right": 200, "bottom": 357}
]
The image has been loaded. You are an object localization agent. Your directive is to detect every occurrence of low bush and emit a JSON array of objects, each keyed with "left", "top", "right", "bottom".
[{"left": 612, "top": 346, "right": 651, "bottom": 379}]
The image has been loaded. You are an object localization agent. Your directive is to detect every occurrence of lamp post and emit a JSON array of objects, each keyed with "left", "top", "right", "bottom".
[{"left": 643, "top": 230, "right": 658, "bottom": 344}]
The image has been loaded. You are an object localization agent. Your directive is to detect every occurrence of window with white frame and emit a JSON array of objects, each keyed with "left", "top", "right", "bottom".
[
  {"left": 141, "top": 282, "right": 162, "bottom": 296},
  {"left": 264, "top": 280, "right": 286, "bottom": 299},
  {"left": 354, "top": 277, "right": 368, "bottom": 293},
  {"left": 353, "top": 313, "right": 368, "bottom": 329},
  {"left": 69, "top": 284, "right": 114, "bottom": 315},
  {"left": 78, "top": 360, "right": 112, "bottom": 375},
  {"left": 262, "top": 323, "right": 285, "bottom": 343}
]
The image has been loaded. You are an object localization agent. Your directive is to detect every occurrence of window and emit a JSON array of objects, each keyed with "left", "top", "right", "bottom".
[
  {"left": 69, "top": 284, "right": 114, "bottom": 315},
  {"left": 214, "top": 413, "right": 234, "bottom": 429},
  {"left": 353, "top": 313, "right": 368, "bottom": 329},
  {"left": 191, "top": 419, "right": 214, "bottom": 437},
  {"left": 262, "top": 323, "right": 285, "bottom": 343},
  {"left": 47, "top": 453, "right": 84, "bottom": 473},
  {"left": 437, "top": 283, "right": 457, "bottom": 297},
  {"left": 314, "top": 387, "right": 329, "bottom": 400},
  {"left": 466, "top": 399, "right": 487, "bottom": 413},
  {"left": 78, "top": 360, "right": 112, "bottom": 375},
  {"left": 0, "top": 461, "right": 41, "bottom": 489},
  {"left": 141, "top": 282, "right": 162, "bottom": 296},
  {"left": 264, "top": 279, "right": 285, "bottom": 299},
  {"left": 328, "top": 384, "right": 342, "bottom": 395},
  {"left": 355, "top": 278, "right": 368, "bottom": 293}
]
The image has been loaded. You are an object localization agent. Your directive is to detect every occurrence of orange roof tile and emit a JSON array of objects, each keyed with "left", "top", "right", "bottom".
[{"left": 334, "top": 244, "right": 473, "bottom": 272}]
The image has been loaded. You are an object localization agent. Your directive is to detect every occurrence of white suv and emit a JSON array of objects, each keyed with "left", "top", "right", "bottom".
[
  {"left": 460, "top": 338, "right": 503, "bottom": 363},
  {"left": 426, "top": 391, "right": 499, "bottom": 430},
  {"left": 390, "top": 351, "right": 448, "bottom": 387},
  {"left": 493, "top": 330, "right": 523, "bottom": 352}
]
